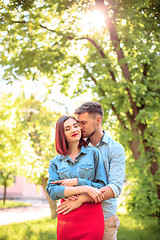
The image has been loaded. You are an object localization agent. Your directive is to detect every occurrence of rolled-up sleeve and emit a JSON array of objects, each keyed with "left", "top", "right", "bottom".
[
  {"left": 108, "top": 143, "right": 125, "bottom": 198},
  {"left": 46, "top": 159, "right": 66, "bottom": 200}
]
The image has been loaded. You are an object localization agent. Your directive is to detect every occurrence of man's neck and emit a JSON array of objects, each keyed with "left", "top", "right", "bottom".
[{"left": 90, "top": 129, "right": 104, "bottom": 147}]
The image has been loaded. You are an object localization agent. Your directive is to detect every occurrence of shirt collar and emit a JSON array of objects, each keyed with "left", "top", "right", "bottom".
[
  {"left": 80, "top": 145, "right": 88, "bottom": 154},
  {"left": 101, "top": 130, "right": 109, "bottom": 144},
  {"left": 87, "top": 130, "right": 109, "bottom": 146},
  {"left": 60, "top": 146, "right": 87, "bottom": 161}
]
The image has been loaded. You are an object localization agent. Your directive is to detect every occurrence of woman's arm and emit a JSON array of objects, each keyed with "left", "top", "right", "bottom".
[
  {"left": 46, "top": 160, "right": 66, "bottom": 201},
  {"left": 64, "top": 185, "right": 104, "bottom": 203},
  {"left": 46, "top": 159, "right": 104, "bottom": 202}
]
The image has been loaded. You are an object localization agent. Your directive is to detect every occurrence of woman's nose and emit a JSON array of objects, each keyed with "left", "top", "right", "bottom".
[{"left": 71, "top": 127, "right": 77, "bottom": 132}]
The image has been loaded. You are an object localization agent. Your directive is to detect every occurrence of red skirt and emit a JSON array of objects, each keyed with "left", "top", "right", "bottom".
[{"left": 57, "top": 201, "right": 104, "bottom": 240}]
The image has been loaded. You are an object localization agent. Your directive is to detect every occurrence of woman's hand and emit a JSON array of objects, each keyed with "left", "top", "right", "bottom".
[
  {"left": 84, "top": 186, "right": 105, "bottom": 203},
  {"left": 52, "top": 178, "right": 78, "bottom": 187},
  {"left": 57, "top": 195, "right": 85, "bottom": 214}
]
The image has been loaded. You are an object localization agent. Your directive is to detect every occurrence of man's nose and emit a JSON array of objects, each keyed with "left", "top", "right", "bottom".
[
  {"left": 80, "top": 126, "right": 83, "bottom": 131},
  {"left": 79, "top": 123, "right": 83, "bottom": 130}
]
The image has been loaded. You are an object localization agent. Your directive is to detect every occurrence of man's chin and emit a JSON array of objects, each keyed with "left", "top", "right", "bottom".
[{"left": 82, "top": 133, "right": 88, "bottom": 138}]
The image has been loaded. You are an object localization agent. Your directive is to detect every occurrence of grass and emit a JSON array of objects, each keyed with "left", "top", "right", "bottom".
[
  {"left": 0, "top": 217, "right": 57, "bottom": 240},
  {"left": 0, "top": 213, "right": 159, "bottom": 240},
  {"left": 0, "top": 200, "right": 31, "bottom": 209},
  {"left": 117, "top": 213, "right": 159, "bottom": 240},
  {"left": 0, "top": 202, "right": 159, "bottom": 240}
]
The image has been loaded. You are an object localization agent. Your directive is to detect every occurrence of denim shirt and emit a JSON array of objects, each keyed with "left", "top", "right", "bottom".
[
  {"left": 89, "top": 131, "right": 126, "bottom": 220},
  {"left": 46, "top": 146, "right": 107, "bottom": 201}
]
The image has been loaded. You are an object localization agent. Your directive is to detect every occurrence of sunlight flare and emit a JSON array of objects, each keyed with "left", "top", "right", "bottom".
[{"left": 80, "top": 10, "right": 105, "bottom": 33}]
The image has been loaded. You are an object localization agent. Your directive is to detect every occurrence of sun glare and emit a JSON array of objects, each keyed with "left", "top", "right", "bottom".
[{"left": 80, "top": 10, "right": 105, "bottom": 33}]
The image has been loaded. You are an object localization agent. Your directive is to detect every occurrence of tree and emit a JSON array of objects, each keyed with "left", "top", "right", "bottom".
[
  {"left": 0, "top": 94, "right": 26, "bottom": 204},
  {"left": 0, "top": 92, "right": 60, "bottom": 217},
  {"left": 18, "top": 94, "right": 60, "bottom": 218},
  {"left": 0, "top": 0, "right": 160, "bottom": 217}
]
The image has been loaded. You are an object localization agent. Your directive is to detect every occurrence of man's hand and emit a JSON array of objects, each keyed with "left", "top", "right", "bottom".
[
  {"left": 52, "top": 178, "right": 78, "bottom": 186},
  {"left": 85, "top": 186, "right": 105, "bottom": 203},
  {"left": 65, "top": 195, "right": 78, "bottom": 201},
  {"left": 56, "top": 195, "right": 84, "bottom": 215}
]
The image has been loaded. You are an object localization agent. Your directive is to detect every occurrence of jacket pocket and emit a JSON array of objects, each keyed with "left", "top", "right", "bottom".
[
  {"left": 79, "top": 164, "right": 94, "bottom": 179},
  {"left": 57, "top": 167, "right": 70, "bottom": 179}
]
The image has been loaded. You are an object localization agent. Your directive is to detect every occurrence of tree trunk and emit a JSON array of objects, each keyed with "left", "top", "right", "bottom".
[
  {"left": 3, "top": 182, "right": 7, "bottom": 205},
  {"left": 41, "top": 176, "right": 57, "bottom": 219}
]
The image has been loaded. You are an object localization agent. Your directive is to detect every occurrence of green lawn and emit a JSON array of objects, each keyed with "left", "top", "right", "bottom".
[
  {"left": 0, "top": 217, "right": 57, "bottom": 240},
  {"left": 0, "top": 213, "right": 159, "bottom": 240},
  {"left": 0, "top": 200, "right": 31, "bottom": 209},
  {"left": 117, "top": 213, "right": 159, "bottom": 240}
]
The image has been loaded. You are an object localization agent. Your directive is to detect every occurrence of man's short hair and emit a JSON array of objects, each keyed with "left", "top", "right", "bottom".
[{"left": 74, "top": 101, "right": 103, "bottom": 120}]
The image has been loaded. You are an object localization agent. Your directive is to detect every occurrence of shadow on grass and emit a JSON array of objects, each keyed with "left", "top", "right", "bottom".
[
  {"left": 118, "top": 213, "right": 160, "bottom": 240},
  {"left": 118, "top": 225, "right": 159, "bottom": 240}
]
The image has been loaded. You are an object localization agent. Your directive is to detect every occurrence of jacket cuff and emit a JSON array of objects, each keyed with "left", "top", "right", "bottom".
[
  {"left": 51, "top": 186, "right": 65, "bottom": 200},
  {"left": 77, "top": 178, "right": 86, "bottom": 186},
  {"left": 108, "top": 184, "right": 120, "bottom": 198}
]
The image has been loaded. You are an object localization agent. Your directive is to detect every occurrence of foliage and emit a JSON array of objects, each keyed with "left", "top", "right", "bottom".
[
  {"left": 15, "top": 94, "right": 59, "bottom": 184},
  {"left": 121, "top": 175, "right": 160, "bottom": 218},
  {"left": 0, "top": 0, "right": 160, "bottom": 216},
  {"left": 0, "top": 214, "right": 159, "bottom": 240},
  {"left": 0, "top": 92, "right": 58, "bottom": 192},
  {"left": 0, "top": 93, "right": 26, "bottom": 202}
]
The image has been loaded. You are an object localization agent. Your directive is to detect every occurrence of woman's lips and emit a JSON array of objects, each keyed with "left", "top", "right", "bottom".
[{"left": 71, "top": 133, "right": 78, "bottom": 137}]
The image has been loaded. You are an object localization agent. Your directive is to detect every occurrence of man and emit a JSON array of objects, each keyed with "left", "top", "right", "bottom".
[{"left": 57, "top": 101, "right": 125, "bottom": 240}]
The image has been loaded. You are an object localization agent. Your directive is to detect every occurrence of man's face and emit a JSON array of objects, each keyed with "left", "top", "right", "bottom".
[{"left": 77, "top": 112, "right": 98, "bottom": 138}]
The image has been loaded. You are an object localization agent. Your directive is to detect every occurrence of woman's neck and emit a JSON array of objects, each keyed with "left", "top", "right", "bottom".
[{"left": 67, "top": 142, "right": 80, "bottom": 161}]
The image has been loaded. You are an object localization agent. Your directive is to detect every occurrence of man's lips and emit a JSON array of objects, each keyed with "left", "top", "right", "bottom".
[{"left": 71, "top": 133, "right": 78, "bottom": 137}]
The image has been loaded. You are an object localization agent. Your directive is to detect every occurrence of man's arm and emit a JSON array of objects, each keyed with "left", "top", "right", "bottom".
[
  {"left": 56, "top": 194, "right": 91, "bottom": 214},
  {"left": 56, "top": 185, "right": 114, "bottom": 214},
  {"left": 106, "top": 142, "right": 126, "bottom": 198}
]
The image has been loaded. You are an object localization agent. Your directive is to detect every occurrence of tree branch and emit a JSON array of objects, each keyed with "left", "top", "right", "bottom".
[
  {"left": 68, "top": 36, "right": 116, "bottom": 82},
  {"left": 111, "top": 104, "right": 127, "bottom": 129},
  {"left": 10, "top": 20, "right": 57, "bottom": 33},
  {"left": 74, "top": 56, "right": 128, "bottom": 128},
  {"left": 97, "top": 1, "right": 140, "bottom": 118}
]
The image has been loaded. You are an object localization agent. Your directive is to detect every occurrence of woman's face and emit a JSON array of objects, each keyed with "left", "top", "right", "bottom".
[{"left": 64, "top": 118, "right": 81, "bottom": 144}]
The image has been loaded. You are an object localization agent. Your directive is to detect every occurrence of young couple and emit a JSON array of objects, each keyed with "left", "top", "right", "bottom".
[{"left": 46, "top": 101, "right": 125, "bottom": 240}]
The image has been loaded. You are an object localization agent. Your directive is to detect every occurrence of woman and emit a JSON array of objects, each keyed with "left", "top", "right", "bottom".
[{"left": 46, "top": 115, "right": 107, "bottom": 240}]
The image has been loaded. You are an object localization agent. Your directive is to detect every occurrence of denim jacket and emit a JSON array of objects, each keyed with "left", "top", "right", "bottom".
[{"left": 46, "top": 146, "right": 107, "bottom": 200}]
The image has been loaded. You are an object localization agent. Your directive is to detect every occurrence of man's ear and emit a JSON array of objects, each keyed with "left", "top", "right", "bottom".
[{"left": 97, "top": 116, "right": 101, "bottom": 124}]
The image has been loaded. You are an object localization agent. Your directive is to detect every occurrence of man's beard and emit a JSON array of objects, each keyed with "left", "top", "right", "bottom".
[
  {"left": 88, "top": 129, "right": 96, "bottom": 138},
  {"left": 82, "top": 129, "right": 96, "bottom": 139}
]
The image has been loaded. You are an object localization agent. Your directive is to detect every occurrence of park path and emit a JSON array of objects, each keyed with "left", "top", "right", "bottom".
[{"left": 0, "top": 199, "right": 51, "bottom": 225}]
